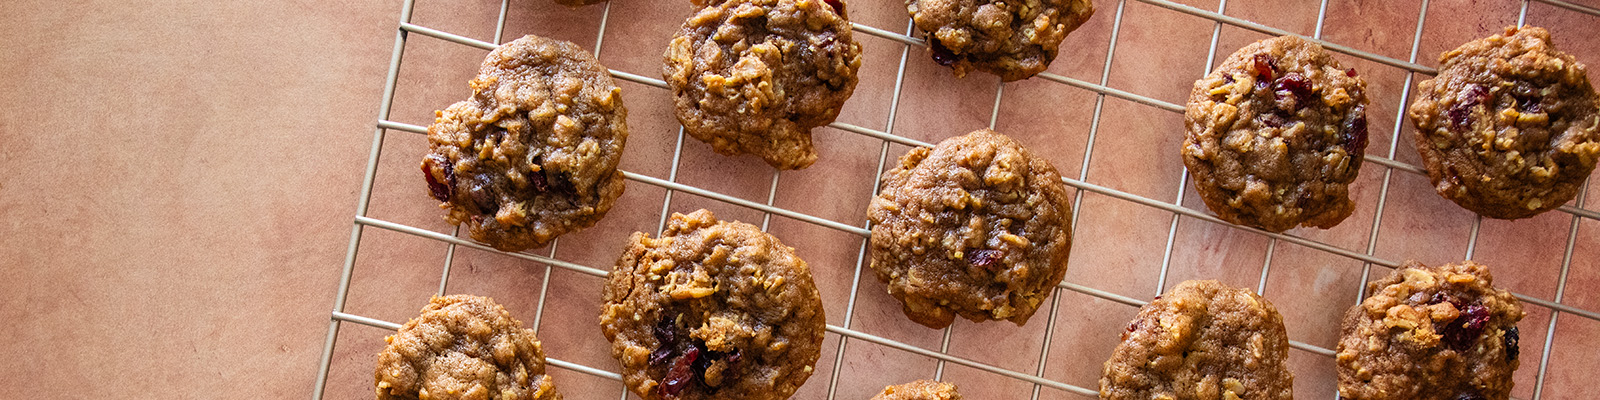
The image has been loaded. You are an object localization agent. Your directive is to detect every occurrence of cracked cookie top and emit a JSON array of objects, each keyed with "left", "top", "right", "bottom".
[
  {"left": 1336, "top": 261, "right": 1525, "bottom": 400},
  {"left": 423, "top": 34, "right": 628, "bottom": 252},
  {"left": 1099, "top": 280, "right": 1295, "bottom": 400},
  {"left": 1408, "top": 26, "right": 1600, "bottom": 219},
  {"left": 664, "top": 0, "right": 863, "bottom": 169},
  {"left": 907, "top": 0, "right": 1094, "bottom": 81},
  {"left": 376, "top": 295, "right": 561, "bottom": 400},
  {"left": 600, "top": 209, "right": 825, "bottom": 400},
  {"left": 1183, "top": 35, "right": 1370, "bottom": 232},
  {"left": 867, "top": 129, "right": 1074, "bottom": 329}
]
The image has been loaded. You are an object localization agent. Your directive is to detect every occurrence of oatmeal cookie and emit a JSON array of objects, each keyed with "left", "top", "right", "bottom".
[
  {"left": 871, "top": 380, "right": 962, "bottom": 400},
  {"left": 422, "top": 35, "right": 628, "bottom": 252},
  {"left": 1335, "top": 261, "right": 1525, "bottom": 400},
  {"left": 1099, "top": 280, "right": 1294, "bottom": 400},
  {"left": 1408, "top": 26, "right": 1600, "bottom": 219},
  {"left": 867, "top": 129, "right": 1073, "bottom": 329},
  {"left": 907, "top": 0, "right": 1094, "bottom": 81},
  {"left": 375, "top": 295, "right": 561, "bottom": 400},
  {"left": 600, "top": 209, "right": 826, "bottom": 400},
  {"left": 664, "top": 0, "right": 863, "bottom": 170},
  {"left": 1182, "top": 35, "right": 1370, "bottom": 232}
]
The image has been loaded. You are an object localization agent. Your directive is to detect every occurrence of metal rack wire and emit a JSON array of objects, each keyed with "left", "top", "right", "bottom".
[{"left": 314, "top": 0, "right": 1600, "bottom": 398}]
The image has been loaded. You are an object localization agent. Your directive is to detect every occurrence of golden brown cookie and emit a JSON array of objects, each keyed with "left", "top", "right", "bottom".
[
  {"left": 1099, "top": 280, "right": 1294, "bottom": 400},
  {"left": 423, "top": 35, "right": 628, "bottom": 252},
  {"left": 599, "top": 209, "right": 826, "bottom": 400},
  {"left": 1182, "top": 35, "right": 1370, "bottom": 232},
  {"left": 375, "top": 295, "right": 561, "bottom": 400},
  {"left": 1335, "top": 261, "right": 1525, "bottom": 400},
  {"left": 871, "top": 380, "right": 962, "bottom": 400},
  {"left": 867, "top": 129, "right": 1074, "bottom": 329},
  {"left": 907, "top": 0, "right": 1094, "bottom": 81},
  {"left": 664, "top": 0, "right": 863, "bottom": 170},
  {"left": 1408, "top": 26, "right": 1600, "bottom": 219}
]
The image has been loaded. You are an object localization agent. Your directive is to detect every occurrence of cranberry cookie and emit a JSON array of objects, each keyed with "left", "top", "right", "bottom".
[
  {"left": 907, "top": 0, "right": 1095, "bottom": 81},
  {"left": 1408, "top": 26, "right": 1600, "bottom": 219},
  {"left": 664, "top": 0, "right": 863, "bottom": 170},
  {"left": 1099, "top": 280, "right": 1294, "bottom": 400},
  {"left": 868, "top": 129, "right": 1074, "bottom": 329},
  {"left": 1335, "top": 261, "right": 1525, "bottom": 400},
  {"left": 1183, "top": 35, "right": 1370, "bottom": 232},
  {"left": 423, "top": 35, "right": 628, "bottom": 252},
  {"left": 376, "top": 295, "right": 561, "bottom": 400},
  {"left": 600, "top": 209, "right": 826, "bottom": 400}
]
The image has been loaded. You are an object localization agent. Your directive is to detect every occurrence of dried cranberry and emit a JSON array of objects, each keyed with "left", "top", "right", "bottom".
[
  {"left": 968, "top": 249, "right": 1004, "bottom": 271},
  {"left": 1455, "top": 393, "right": 1486, "bottom": 400},
  {"left": 1272, "top": 72, "right": 1314, "bottom": 107},
  {"left": 1342, "top": 105, "right": 1369, "bottom": 155},
  {"left": 1517, "top": 96, "right": 1544, "bottom": 114},
  {"left": 468, "top": 182, "right": 498, "bottom": 215},
  {"left": 725, "top": 349, "right": 742, "bottom": 365},
  {"left": 659, "top": 347, "right": 700, "bottom": 398},
  {"left": 1438, "top": 302, "right": 1490, "bottom": 351},
  {"left": 1346, "top": 68, "right": 1358, "bottom": 77},
  {"left": 525, "top": 169, "right": 549, "bottom": 193},
  {"left": 649, "top": 346, "right": 675, "bottom": 367},
  {"left": 423, "top": 156, "right": 455, "bottom": 202},
  {"left": 654, "top": 318, "right": 679, "bottom": 344},
  {"left": 929, "top": 38, "right": 959, "bottom": 67},
  {"left": 1448, "top": 84, "right": 1490, "bottom": 132},
  {"left": 1504, "top": 326, "right": 1520, "bottom": 361},
  {"left": 1252, "top": 54, "right": 1277, "bottom": 89},
  {"left": 822, "top": 0, "right": 843, "bottom": 14}
]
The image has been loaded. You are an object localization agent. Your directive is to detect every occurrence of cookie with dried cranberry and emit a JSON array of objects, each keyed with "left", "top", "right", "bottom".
[
  {"left": 907, "top": 0, "right": 1094, "bottom": 81},
  {"left": 1335, "top": 261, "right": 1525, "bottom": 400},
  {"left": 1182, "top": 35, "right": 1370, "bottom": 232},
  {"left": 1408, "top": 26, "right": 1600, "bottom": 220},
  {"left": 599, "top": 209, "right": 826, "bottom": 400},
  {"left": 1099, "top": 280, "right": 1295, "bottom": 400},
  {"left": 867, "top": 129, "right": 1073, "bottom": 329},
  {"left": 663, "top": 0, "right": 862, "bottom": 170},
  {"left": 871, "top": 380, "right": 962, "bottom": 400},
  {"left": 422, "top": 35, "right": 628, "bottom": 252},
  {"left": 376, "top": 295, "right": 562, "bottom": 400}
]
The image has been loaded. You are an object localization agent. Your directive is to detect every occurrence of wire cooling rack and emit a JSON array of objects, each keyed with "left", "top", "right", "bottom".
[{"left": 314, "top": 0, "right": 1600, "bottom": 399}]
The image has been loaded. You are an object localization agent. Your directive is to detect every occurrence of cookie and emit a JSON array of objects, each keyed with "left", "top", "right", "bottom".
[
  {"left": 1335, "top": 261, "right": 1525, "bottom": 400},
  {"left": 907, "top": 0, "right": 1094, "bottom": 81},
  {"left": 1408, "top": 26, "right": 1600, "bottom": 219},
  {"left": 663, "top": 0, "right": 863, "bottom": 170},
  {"left": 871, "top": 380, "right": 962, "bottom": 400},
  {"left": 375, "top": 295, "right": 561, "bottom": 400},
  {"left": 599, "top": 209, "right": 826, "bottom": 400},
  {"left": 867, "top": 129, "right": 1074, "bottom": 329},
  {"left": 1099, "top": 280, "right": 1294, "bottom": 400},
  {"left": 422, "top": 35, "right": 628, "bottom": 252},
  {"left": 1182, "top": 35, "right": 1370, "bottom": 232}
]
